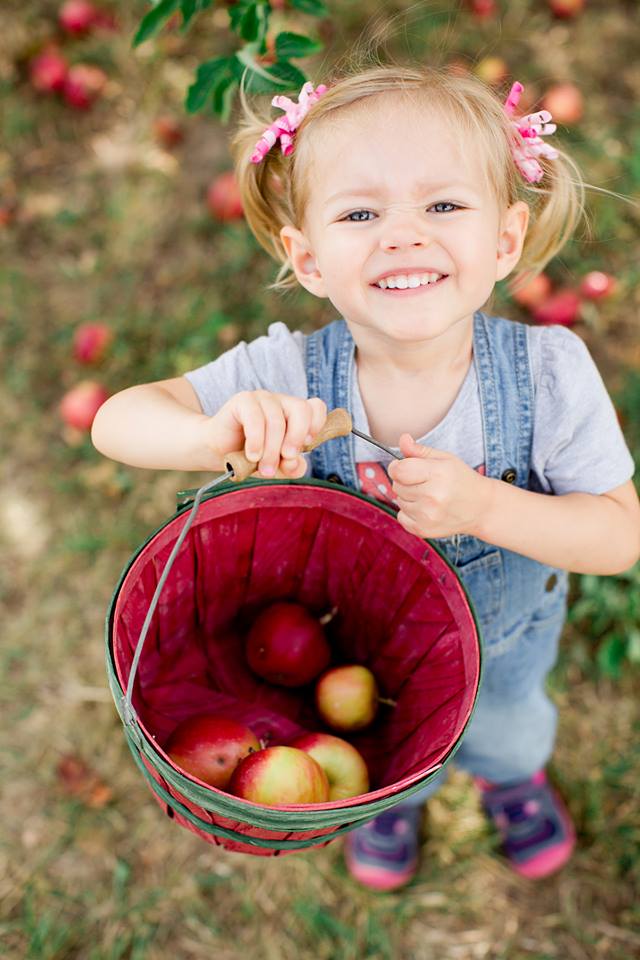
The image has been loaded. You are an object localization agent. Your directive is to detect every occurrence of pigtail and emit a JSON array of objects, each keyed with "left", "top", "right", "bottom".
[{"left": 229, "top": 73, "right": 299, "bottom": 292}]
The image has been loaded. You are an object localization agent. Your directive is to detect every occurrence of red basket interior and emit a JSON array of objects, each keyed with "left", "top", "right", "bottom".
[{"left": 112, "top": 483, "right": 480, "bottom": 799}]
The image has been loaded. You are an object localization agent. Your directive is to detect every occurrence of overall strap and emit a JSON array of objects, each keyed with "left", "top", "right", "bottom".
[
  {"left": 472, "top": 311, "right": 534, "bottom": 489},
  {"left": 304, "top": 318, "right": 359, "bottom": 489}
]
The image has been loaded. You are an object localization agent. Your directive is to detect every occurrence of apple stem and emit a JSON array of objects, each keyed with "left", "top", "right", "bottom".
[
  {"left": 318, "top": 605, "right": 339, "bottom": 626},
  {"left": 378, "top": 696, "right": 397, "bottom": 708}
]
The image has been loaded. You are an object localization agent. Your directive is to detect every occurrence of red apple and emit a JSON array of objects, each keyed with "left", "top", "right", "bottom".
[
  {"left": 153, "top": 116, "right": 184, "bottom": 149},
  {"left": 510, "top": 273, "right": 553, "bottom": 311},
  {"left": 245, "top": 601, "right": 331, "bottom": 687},
  {"left": 467, "top": 0, "right": 496, "bottom": 18},
  {"left": 548, "top": 0, "right": 584, "bottom": 18},
  {"left": 60, "top": 381, "right": 109, "bottom": 431},
  {"left": 206, "top": 172, "right": 244, "bottom": 222},
  {"left": 30, "top": 47, "right": 68, "bottom": 94},
  {"left": 288, "top": 732, "right": 369, "bottom": 801},
  {"left": 315, "top": 665, "right": 379, "bottom": 732},
  {"left": 474, "top": 56, "right": 509, "bottom": 86},
  {"left": 533, "top": 289, "right": 581, "bottom": 327},
  {"left": 579, "top": 271, "right": 616, "bottom": 301},
  {"left": 73, "top": 322, "right": 113, "bottom": 364},
  {"left": 59, "top": 1, "right": 98, "bottom": 34},
  {"left": 229, "top": 746, "right": 329, "bottom": 805},
  {"left": 165, "top": 714, "right": 260, "bottom": 789},
  {"left": 542, "top": 83, "right": 583, "bottom": 125},
  {"left": 62, "top": 64, "right": 108, "bottom": 110}
]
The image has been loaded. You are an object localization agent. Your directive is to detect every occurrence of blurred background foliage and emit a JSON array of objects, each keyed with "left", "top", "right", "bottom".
[{"left": 1, "top": 2, "right": 639, "bottom": 958}]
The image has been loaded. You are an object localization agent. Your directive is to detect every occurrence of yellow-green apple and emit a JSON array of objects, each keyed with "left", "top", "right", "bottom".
[
  {"left": 315, "top": 665, "right": 379, "bottom": 732},
  {"left": 474, "top": 56, "right": 509, "bottom": 86},
  {"left": 288, "top": 732, "right": 369, "bottom": 801},
  {"left": 228, "top": 746, "right": 329, "bottom": 805},
  {"left": 245, "top": 601, "right": 331, "bottom": 687},
  {"left": 165, "top": 714, "right": 260, "bottom": 789}
]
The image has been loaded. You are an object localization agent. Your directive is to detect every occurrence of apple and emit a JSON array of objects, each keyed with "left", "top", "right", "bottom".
[
  {"left": 542, "top": 83, "right": 583, "bottom": 125},
  {"left": 62, "top": 64, "right": 108, "bottom": 110},
  {"left": 59, "top": 1, "right": 98, "bottom": 34},
  {"left": 579, "top": 271, "right": 616, "bottom": 301},
  {"left": 510, "top": 273, "right": 553, "bottom": 311},
  {"left": 315, "top": 664, "right": 379, "bottom": 732},
  {"left": 60, "top": 381, "right": 109, "bottom": 430},
  {"left": 467, "top": 0, "right": 496, "bottom": 18},
  {"left": 153, "top": 116, "right": 184, "bottom": 149},
  {"left": 73, "top": 322, "right": 113, "bottom": 364},
  {"left": 229, "top": 746, "right": 329, "bottom": 805},
  {"left": 548, "top": 0, "right": 584, "bottom": 18},
  {"left": 245, "top": 601, "right": 331, "bottom": 687},
  {"left": 533, "top": 289, "right": 581, "bottom": 327},
  {"left": 30, "top": 48, "right": 68, "bottom": 94},
  {"left": 288, "top": 732, "right": 369, "bottom": 801},
  {"left": 165, "top": 714, "right": 260, "bottom": 789},
  {"left": 474, "top": 56, "right": 509, "bottom": 87},
  {"left": 206, "top": 172, "right": 244, "bottom": 222}
]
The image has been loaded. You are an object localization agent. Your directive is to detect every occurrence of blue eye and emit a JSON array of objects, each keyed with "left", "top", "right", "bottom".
[
  {"left": 343, "top": 210, "right": 375, "bottom": 222},
  {"left": 431, "top": 202, "right": 460, "bottom": 213}
]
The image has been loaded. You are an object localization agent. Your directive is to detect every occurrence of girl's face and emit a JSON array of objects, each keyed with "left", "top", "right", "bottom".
[{"left": 281, "top": 100, "right": 528, "bottom": 353}]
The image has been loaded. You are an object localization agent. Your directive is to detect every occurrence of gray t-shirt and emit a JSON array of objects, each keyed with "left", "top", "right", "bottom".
[{"left": 184, "top": 320, "right": 634, "bottom": 497}]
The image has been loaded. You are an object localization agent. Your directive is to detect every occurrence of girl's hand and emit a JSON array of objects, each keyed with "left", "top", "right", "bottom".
[
  {"left": 208, "top": 390, "right": 328, "bottom": 478},
  {"left": 387, "top": 434, "right": 491, "bottom": 539}
]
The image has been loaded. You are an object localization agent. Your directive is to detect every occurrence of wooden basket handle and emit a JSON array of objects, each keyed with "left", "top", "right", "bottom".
[{"left": 223, "top": 407, "right": 353, "bottom": 481}]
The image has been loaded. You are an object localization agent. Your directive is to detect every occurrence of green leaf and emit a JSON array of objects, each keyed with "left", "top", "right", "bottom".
[
  {"left": 213, "top": 76, "right": 239, "bottom": 124},
  {"left": 275, "top": 31, "right": 323, "bottom": 60},
  {"left": 234, "top": 47, "right": 294, "bottom": 93},
  {"left": 179, "top": 0, "right": 197, "bottom": 27},
  {"left": 133, "top": 0, "right": 181, "bottom": 47},
  {"left": 289, "top": 0, "right": 328, "bottom": 15},
  {"left": 239, "top": 4, "right": 262, "bottom": 42},
  {"left": 186, "top": 57, "right": 235, "bottom": 113},
  {"left": 596, "top": 634, "right": 627, "bottom": 679}
]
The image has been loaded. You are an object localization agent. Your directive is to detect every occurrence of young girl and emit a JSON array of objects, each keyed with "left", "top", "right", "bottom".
[{"left": 92, "top": 64, "right": 639, "bottom": 889}]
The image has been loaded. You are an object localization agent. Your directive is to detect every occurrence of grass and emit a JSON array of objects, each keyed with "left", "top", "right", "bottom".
[{"left": 1, "top": 1, "right": 639, "bottom": 957}]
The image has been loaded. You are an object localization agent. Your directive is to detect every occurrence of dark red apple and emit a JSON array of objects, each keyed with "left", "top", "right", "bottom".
[
  {"left": 542, "top": 83, "right": 583, "bottom": 125},
  {"left": 206, "top": 172, "right": 244, "bottom": 222},
  {"left": 533, "top": 289, "right": 581, "bottom": 327},
  {"left": 62, "top": 64, "right": 108, "bottom": 110},
  {"left": 153, "top": 116, "right": 184, "bottom": 149},
  {"left": 245, "top": 601, "right": 331, "bottom": 687},
  {"left": 165, "top": 714, "right": 260, "bottom": 789},
  {"left": 30, "top": 47, "right": 68, "bottom": 94},
  {"left": 288, "top": 732, "right": 369, "bottom": 800},
  {"left": 510, "top": 273, "right": 553, "bottom": 311},
  {"left": 579, "top": 271, "right": 616, "bottom": 301},
  {"left": 467, "top": 0, "right": 496, "bottom": 18},
  {"left": 59, "top": 1, "right": 98, "bottom": 34},
  {"left": 548, "top": 0, "right": 584, "bottom": 18},
  {"left": 60, "top": 381, "right": 109, "bottom": 431},
  {"left": 229, "top": 746, "right": 329, "bottom": 805},
  {"left": 73, "top": 323, "right": 113, "bottom": 364},
  {"left": 315, "top": 665, "right": 379, "bottom": 732}
]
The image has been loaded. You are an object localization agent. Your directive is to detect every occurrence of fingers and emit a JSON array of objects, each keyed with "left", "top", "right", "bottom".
[{"left": 234, "top": 391, "right": 327, "bottom": 478}]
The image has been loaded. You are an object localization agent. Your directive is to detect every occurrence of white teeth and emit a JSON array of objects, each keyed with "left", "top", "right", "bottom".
[{"left": 376, "top": 272, "right": 443, "bottom": 289}]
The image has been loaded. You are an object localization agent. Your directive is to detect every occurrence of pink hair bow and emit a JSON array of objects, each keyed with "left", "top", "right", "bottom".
[
  {"left": 504, "top": 81, "right": 559, "bottom": 184},
  {"left": 250, "top": 81, "right": 328, "bottom": 164}
]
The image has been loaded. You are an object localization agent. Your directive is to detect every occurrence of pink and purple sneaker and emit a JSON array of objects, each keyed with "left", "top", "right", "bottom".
[
  {"left": 476, "top": 769, "right": 576, "bottom": 878},
  {"left": 344, "top": 806, "right": 421, "bottom": 891}
]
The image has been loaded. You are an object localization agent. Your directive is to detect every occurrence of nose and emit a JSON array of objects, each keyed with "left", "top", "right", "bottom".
[{"left": 378, "top": 205, "right": 433, "bottom": 252}]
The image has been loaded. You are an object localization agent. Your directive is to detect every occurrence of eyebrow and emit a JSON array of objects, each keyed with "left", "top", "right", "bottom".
[{"left": 323, "top": 182, "right": 478, "bottom": 208}]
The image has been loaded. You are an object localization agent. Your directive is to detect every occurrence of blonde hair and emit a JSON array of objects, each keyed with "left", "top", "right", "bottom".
[{"left": 230, "top": 62, "right": 589, "bottom": 296}]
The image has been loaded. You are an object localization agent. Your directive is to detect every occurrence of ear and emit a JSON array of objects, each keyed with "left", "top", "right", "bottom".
[
  {"left": 279, "top": 224, "right": 327, "bottom": 297},
  {"left": 495, "top": 200, "right": 530, "bottom": 282}
]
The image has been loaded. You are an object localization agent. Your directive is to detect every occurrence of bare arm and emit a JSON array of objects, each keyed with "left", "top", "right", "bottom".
[
  {"left": 476, "top": 477, "right": 640, "bottom": 575},
  {"left": 91, "top": 377, "right": 221, "bottom": 471}
]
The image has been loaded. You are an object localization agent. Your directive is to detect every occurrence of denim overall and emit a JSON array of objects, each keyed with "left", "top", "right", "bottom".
[{"left": 305, "top": 310, "right": 570, "bottom": 795}]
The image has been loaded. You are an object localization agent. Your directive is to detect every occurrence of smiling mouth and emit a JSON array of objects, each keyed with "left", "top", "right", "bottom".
[{"left": 370, "top": 275, "right": 449, "bottom": 294}]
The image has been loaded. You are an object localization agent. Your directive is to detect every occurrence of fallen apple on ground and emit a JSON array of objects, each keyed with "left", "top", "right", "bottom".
[
  {"left": 315, "top": 664, "right": 379, "bottom": 732},
  {"left": 245, "top": 600, "right": 331, "bottom": 687},
  {"left": 288, "top": 732, "right": 369, "bottom": 801},
  {"left": 60, "top": 380, "right": 109, "bottom": 430},
  {"left": 206, "top": 171, "right": 244, "bottom": 222},
  {"left": 165, "top": 714, "right": 260, "bottom": 789},
  {"left": 229, "top": 746, "right": 329, "bottom": 805}
]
